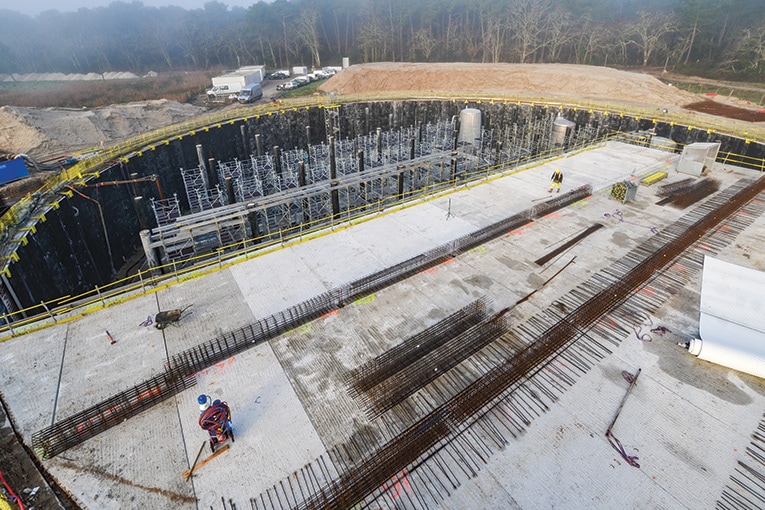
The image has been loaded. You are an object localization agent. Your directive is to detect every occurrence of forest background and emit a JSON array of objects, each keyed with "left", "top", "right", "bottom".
[{"left": 1, "top": 0, "right": 765, "bottom": 81}]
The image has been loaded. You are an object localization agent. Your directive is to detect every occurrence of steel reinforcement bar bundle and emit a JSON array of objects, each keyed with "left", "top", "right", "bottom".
[
  {"left": 346, "top": 297, "right": 492, "bottom": 395},
  {"left": 357, "top": 306, "right": 510, "bottom": 420},
  {"left": 291, "top": 175, "right": 765, "bottom": 510},
  {"left": 31, "top": 186, "right": 592, "bottom": 459}
]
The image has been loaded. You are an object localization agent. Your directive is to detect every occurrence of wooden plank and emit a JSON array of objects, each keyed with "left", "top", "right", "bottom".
[
  {"left": 182, "top": 444, "right": 229, "bottom": 480},
  {"left": 184, "top": 441, "right": 206, "bottom": 482}
]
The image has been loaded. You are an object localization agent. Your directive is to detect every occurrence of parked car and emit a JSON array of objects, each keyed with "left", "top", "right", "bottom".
[
  {"left": 307, "top": 71, "right": 327, "bottom": 81},
  {"left": 292, "top": 76, "right": 311, "bottom": 86},
  {"left": 268, "top": 70, "right": 290, "bottom": 80}
]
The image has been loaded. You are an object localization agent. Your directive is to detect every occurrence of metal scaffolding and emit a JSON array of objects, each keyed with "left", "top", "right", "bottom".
[
  {"left": 143, "top": 114, "right": 601, "bottom": 267},
  {"left": 150, "top": 194, "right": 181, "bottom": 227}
]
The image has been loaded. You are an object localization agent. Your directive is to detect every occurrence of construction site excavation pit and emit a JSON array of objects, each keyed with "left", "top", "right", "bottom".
[
  {"left": 0, "top": 89, "right": 764, "bottom": 509},
  {"left": 1, "top": 99, "right": 763, "bottom": 318}
]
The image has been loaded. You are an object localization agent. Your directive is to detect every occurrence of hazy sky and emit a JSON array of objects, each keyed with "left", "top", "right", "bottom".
[{"left": 0, "top": 0, "right": 255, "bottom": 16}]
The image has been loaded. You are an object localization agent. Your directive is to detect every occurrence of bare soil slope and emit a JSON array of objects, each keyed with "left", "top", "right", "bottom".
[
  {"left": 0, "top": 99, "right": 205, "bottom": 159},
  {"left": 319, "top": 62, "right": 699, "bottom": 107}
]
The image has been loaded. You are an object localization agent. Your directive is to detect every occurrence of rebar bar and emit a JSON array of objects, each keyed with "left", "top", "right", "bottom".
[
  {"left": 534, "top": 224, "right": 603, "bottom": 266},
  {"left": 656, "top": 177, "right": 695, "bottom": 197},
  {"left": 656, "top": 178, "right": 721, "bottom": 208},
  {"left": 347, "top": 298, "right": 491, "bottom": 394},
  {"left": 360, "top": 309, "right": 509, "bottom": 420}
]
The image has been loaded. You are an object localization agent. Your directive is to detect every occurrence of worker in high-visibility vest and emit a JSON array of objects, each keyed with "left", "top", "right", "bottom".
[{"left": 549, "top": 168, "right": 563, "bottom": 193}]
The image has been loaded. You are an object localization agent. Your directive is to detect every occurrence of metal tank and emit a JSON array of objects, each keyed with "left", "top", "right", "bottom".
[
  {"left": 552, "top": 116, "right": 576, "bottom": 147},
  {"left": 458, "top": 108, "right": 482, "bottom": 146}
]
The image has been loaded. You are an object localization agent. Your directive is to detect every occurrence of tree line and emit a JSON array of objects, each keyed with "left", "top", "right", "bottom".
[{"left": 1, "top": 0, "right": 764, "bottom": 79}]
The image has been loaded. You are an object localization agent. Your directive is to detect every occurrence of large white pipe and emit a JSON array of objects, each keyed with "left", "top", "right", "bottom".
[
  {"left": 687, "top": 335, "right": 765, "bottom": 379},
  {"left": 684, "top": 256, "right": 765, "bottom": 379},
  {"left": 458, "top": 108, "right": 481, "bottom": 146}
]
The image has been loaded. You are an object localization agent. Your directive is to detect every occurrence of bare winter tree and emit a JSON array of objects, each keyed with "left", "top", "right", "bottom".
[
  {"left": 481, "top": 8, "right": 508, "bottom": 63},
  {"left": 574, "top": 17, "right": 608, "bottom": 65},
  {"left": 459, "top": 8, "right": 483, "bottom": 62},
  {"left": 679, "top": 0, "right": 706, "bottom": 65},
  {"left": 719, "top": 25, "right": 765, "bottom": 75},
  {"left": 442, "top": 10, "right": 461, "bottom": 60},
  {"left": 145, "top": 16, "right": 178, "bottom": 70},
  {"left": 411, "top": 28, "right": 438, "bottom": 60},
  {"left": 359, "top": 9, "right": 389, "bottom": 62},
  {"left": 298, "top": 8, "right": 322, "bottom": 69},
  {"left": 508, "top": 0, "right": 550, "bottom": 63},
  {"left": 542, "top": 5, "right": 575, "bottom": 63},
  {"left": 227, "top": 21, "right": 258, "bottom": 69},
  {"left": 627, "top": 10, "right": 678, "bottom": 66},
  {"left": 609, "top": 23, "right": 631, "bottom": 66}
]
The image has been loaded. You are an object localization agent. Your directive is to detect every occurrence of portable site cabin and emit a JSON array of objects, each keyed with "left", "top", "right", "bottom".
[
  {"left": 237, "top": 65, "right": 267, "bottom": 83},
  {"left": 292, "top": 66, "right": 308, "bottom": 76},
  {"left": 210, "top": 67, "right": 265, "bottom": 95}
]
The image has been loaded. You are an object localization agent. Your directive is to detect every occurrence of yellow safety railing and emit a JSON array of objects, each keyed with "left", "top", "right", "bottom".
[{"left": 0, "top": 132, "right": 613, "bottom": 338}]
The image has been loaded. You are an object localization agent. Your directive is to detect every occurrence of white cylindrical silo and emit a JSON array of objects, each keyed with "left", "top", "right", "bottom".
[
  {"left": 458, "top": 108, "right": 482, "bottom": 145},
  {"left": 552, "top": 116, "right": 576, "bottom": 146}
]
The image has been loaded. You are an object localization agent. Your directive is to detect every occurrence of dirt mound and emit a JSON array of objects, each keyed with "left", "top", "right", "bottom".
[
  {"left": 320, "top": 62, "right": 698, "bottom": 108},
  {"left": 0, "top": 99, "right": 205, "bottom": 159}
]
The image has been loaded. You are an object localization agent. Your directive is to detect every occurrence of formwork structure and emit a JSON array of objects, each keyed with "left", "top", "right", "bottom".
[{"left": 142, "top": 111, "right": 600, "bottom": 267}]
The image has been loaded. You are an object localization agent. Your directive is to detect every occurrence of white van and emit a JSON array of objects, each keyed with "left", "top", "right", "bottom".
[{"left": 237, "top": 82, "right": 263, "bottom": 103}]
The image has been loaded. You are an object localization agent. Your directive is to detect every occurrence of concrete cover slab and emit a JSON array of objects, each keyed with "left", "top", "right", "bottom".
[{"left": 1, "top": 142, "right": 763, "bottom": 509}]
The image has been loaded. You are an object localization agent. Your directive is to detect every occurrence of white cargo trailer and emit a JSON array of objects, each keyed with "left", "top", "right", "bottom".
[
  {"left": 238, "top": 65, "right": 267, "bottom": 83},
  {"left": 207, "top": 68, "right": 263, "bottom": 99}
]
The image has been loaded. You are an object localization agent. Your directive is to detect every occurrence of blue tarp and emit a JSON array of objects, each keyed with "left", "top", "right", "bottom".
[{"left": 0, "top": 157, "right": 29, "bottom": 185}]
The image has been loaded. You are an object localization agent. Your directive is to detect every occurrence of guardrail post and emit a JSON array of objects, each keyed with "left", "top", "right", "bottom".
[
  {"left": 3, "top": 314, "right": 14, "bottom": 336},
  {"left": 40, "top": 300, "right": 56, "bottom": 322},
  {"left": 95, "top": 286, "right": 105, "bottom": 307}
]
